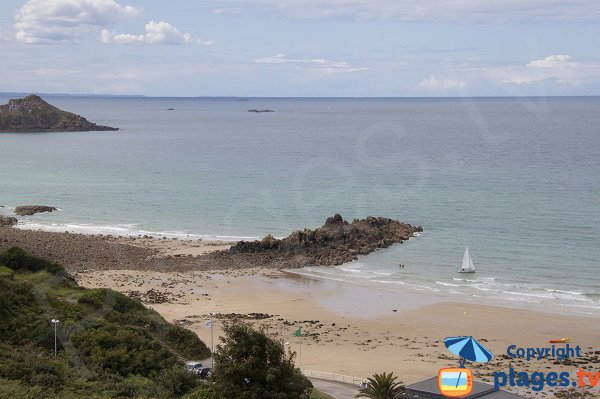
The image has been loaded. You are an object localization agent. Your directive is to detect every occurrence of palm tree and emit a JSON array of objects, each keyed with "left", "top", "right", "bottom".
[{"left": 355, "top": 372, "right": 407, "bottom": 399}]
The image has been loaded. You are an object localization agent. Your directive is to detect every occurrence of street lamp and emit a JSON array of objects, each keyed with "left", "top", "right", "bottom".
[
  {"left": 50, "top": 319, "right": 59, "bottom": 357},
  {"left": 209, "top": 313, "right": 214, "bottom": 368}
]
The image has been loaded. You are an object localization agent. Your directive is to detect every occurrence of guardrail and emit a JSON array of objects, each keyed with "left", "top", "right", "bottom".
[{"left": 302, "top": 369, "right": 364, "bottom": 386}]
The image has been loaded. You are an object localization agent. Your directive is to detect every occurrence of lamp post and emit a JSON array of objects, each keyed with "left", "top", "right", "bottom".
[
  {"left": 210, "top": 312, "right": 214, "bottom": 368},
  {"left": 50, "top": 319, "right": 59, "bottom": 357}
]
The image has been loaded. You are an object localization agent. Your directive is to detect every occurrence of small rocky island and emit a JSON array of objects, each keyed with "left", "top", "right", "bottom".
[{"left": 0, "top": 95, "right": 118, "bottom": 132}]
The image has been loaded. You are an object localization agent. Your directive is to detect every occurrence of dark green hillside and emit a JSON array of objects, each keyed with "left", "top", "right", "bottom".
[
  {"left": 0, "top": 95, "right": 118, "bottom": 132},
  {"left": 0, "top": 247, "right": 209, "bottom": 398}
]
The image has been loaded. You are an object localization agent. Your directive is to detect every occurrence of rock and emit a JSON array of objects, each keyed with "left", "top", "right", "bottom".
[
  {"left": 225, "top": 214, "right": 423, "bottom": 268},
  {"left": 0, "top": 215, "right": 18, "bottom": 227},
  {"left": 14, "top": 205, "right": 57, "bottom": 216},
  {"left": 0, "top": 95, "right": 118, "bottom": 132},
  {"left": 324, "top": 213, "right": 345, "bottom": 226}
]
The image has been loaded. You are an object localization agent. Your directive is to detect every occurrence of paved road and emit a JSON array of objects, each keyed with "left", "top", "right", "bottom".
[{"left": 311, "top": 379, "right": 360, "bottom": 399}]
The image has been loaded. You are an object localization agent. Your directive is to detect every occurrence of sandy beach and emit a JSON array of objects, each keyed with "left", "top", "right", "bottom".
[
  {"left": 75, "top": 267, "right": 599, "bottom": 398},
  {"left": 1, "top": 227, "right": 598, "bottom": 398}
]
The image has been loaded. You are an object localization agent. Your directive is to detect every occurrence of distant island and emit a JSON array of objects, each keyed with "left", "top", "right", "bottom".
[
  {"left": 0, "top": 95, "right": 118, "bottom": 132},
  {"left": 248, "top": 109, "right": 274, "bottom": 113}
]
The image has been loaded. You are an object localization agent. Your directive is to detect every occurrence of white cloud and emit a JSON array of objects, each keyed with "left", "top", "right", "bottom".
[
  {"left": 101, "top": 21, "right": 213, "bottom": 45},
  {"left": 488, "top": 54, "right": 599, "bottom": 85},
  {"left": 418, "top": 75, "right": 466, "bottom": 90},
  {"left": 15, "top": 0, "right": 141, "bottom": 44},
  {"left": 240, "top": 0, "right": 600, "bottom": 22},
  {"left": 254, "top": 54, "right": 367, "bottom": 73},
  {"left": 526, "top": 54, "right": 573, "bottom": 68}
]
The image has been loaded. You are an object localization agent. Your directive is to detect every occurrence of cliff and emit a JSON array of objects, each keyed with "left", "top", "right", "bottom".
[{"left": 0, "top": 95, "right": 118, "bottom": 132}]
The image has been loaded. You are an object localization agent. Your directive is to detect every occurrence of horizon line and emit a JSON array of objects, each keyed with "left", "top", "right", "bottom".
[{"left": 2, "top": 92, "right": 600, "bottom": 99}]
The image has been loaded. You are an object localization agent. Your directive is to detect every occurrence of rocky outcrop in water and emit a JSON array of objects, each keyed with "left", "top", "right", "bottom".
[
  {"left": 0, "top": 95, "right": 118, "bottom": 132},
  {"left": 0, "top": 215, "right": 18, "bottom": 227},
  {"left": 225, "top": 214, "right": 422, "bottom": 268},
  {"left": 15, "top": 205, "right": 57, "bottom": 216}
]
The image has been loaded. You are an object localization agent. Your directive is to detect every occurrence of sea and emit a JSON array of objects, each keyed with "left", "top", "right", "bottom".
[{"left": 1, "top": 96, "right": 599, "bottom": 315}]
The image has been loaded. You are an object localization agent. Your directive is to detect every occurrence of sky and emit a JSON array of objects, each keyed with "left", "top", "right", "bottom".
[{"left": 1, "top": 0, "right": 600, "bottom": 97}]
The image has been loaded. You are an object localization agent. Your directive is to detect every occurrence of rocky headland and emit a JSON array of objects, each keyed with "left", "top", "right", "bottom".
[
  {"left": 221, "top": 214, "right": 422, "bottom": 268},
  {"left": 0, "top": 95, "right": 118, "bottom": 132},
  {"left": 0, "top": 214, "right": 422, "bottom": 273}
]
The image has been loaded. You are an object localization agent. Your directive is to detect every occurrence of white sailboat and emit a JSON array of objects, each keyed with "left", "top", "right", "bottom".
[{"left": 458, "top": 247, "right": 476, "bottom": 273}]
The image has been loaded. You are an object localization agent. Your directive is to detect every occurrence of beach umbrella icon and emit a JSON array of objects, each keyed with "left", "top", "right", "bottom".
[{"left": 444, "top": 336, "right": 493, "bottom": 364}]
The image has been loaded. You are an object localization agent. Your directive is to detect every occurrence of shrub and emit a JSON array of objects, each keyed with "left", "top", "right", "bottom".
[
  {"left": 113, "top": 375, "right": 166, "bottom": 398},
  {"left": 78, "top": 288, "right": 147, "bottom": 315},
  {"left": 0, "top": 344, "right": 70, "bottom": 393},
  {"left": 164, "top": 324, "right": 211, "bottom": 360},
  {"left": 0, "top": 265, "right": 15, "bottom": 278},
  {"left": 212, "top": 323, "right": 313, "bottom": 399},
  {"left": 71, "top": 322, "right": 177, "bottom": 377},
  {"left": 0, "top": 247, "right": 64, "bottom": 274},
  {"left": 0, "top": 278, "right": 54, "bottom": 348},
  {"left": 152, "top": 365, "right": 201, "bottom": 397},
  {"left": 182, "top": 385, "right": 225, "bottom": 399},
  {"left": 78, "top": 288, "right": 210, "bottom": 360},
  {"left": 0, "top": 378, "right": 45, "bottom": 398}
]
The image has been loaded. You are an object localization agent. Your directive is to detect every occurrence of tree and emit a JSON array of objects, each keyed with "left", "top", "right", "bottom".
[
  {"left": 211, "top": 322, "right": 312, "bottom": 399},
  {"left": 355, "top": 372, "right": 407, "bottom": 399}
]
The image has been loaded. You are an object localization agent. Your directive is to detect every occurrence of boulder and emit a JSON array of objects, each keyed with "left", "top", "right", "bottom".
[
  {"left": 15, "top": 205, "right": 57, "bottom": 216},
  {"left": 0, "top": 215, "right": 18, "bottom": 227}
]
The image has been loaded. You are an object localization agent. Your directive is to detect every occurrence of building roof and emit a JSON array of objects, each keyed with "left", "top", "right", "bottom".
[{"left": 406, "top": 377, "right": 527, "bottom": 399}]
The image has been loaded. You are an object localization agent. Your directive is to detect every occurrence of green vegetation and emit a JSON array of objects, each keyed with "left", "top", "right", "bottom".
[
  {"left": 0, "top": 247, "right": 210, "bottom": 398},
  {"left": 0, "top": 247, "right": 316, "bottom": 398},
  {"left": 355, "top": 372, "right": 407, "bottom": 399},
  {"left": 0, "top": 95, "right": 117, "bottom": 132},
  {"left": 184, "top": 322, "right": 313, "bottom": 399},
  {"left": 311, "top": 389, "right": 335, "bottom": 399}
]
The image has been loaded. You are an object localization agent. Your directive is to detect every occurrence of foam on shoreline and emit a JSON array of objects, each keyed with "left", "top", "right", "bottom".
[
  {"left": 14, "top": 220, "right": 259, "bottom": 242},
  {"left": 292, "top": 264, "right": 600, "bottom": 317}
]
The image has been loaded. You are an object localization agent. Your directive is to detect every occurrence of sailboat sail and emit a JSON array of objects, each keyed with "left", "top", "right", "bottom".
[{"left": 459, "top": 247, "right": 476, "bottom": 273}]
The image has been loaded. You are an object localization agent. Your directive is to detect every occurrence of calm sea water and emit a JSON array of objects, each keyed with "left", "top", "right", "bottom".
[{"left": 1, "top": 96, "right": 599, "bottom": 314}]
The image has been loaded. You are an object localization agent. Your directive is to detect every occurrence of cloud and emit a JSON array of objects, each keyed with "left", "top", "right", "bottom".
[
  {"left": 488, "top": 54, "right": 600, "bottom": 85},
  {"left": 213, "top": 8, "right": 243, "bottom": 15},
  {"left": 418, "top": 75, "right": 466, "bottom": 90},
  {"left": 101, "top": 20, "right": 212, "bottom": 45},
  {"left": 254, "top": 54, "right": 367, "bottom": 73},
  {"left": 526, "top": 54, "right": 573, "bottom": 68},
  {"left": 15, "top": 0, "right": 141, "bottom": 44},
  {"left": 241, "top": 0, "right": 600, "bottom": 22}
]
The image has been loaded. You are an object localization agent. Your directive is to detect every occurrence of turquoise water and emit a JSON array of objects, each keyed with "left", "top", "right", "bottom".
[{"left": 1, "top": 96, "right": 598, "bottom": 314}]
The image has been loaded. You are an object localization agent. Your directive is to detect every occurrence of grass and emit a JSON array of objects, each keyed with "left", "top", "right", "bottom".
[{"left": 311, "top": 389, "right": 336, "bottom": 399}]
